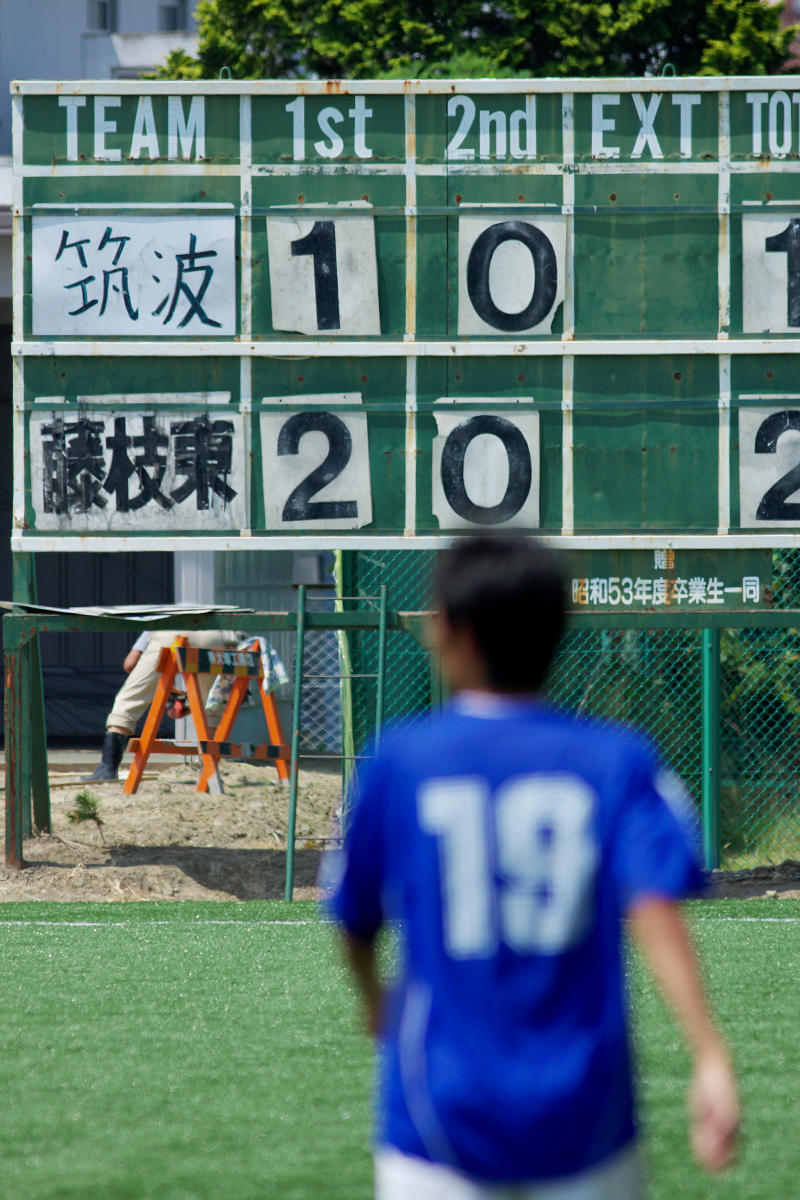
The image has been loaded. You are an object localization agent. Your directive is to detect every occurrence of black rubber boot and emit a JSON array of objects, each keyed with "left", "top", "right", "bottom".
[{"left": 80, "top": 731, "right": 127, "bottom": 782}]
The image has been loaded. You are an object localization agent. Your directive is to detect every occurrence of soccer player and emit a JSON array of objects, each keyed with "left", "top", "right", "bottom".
[{"left": 328, "top": 534, "right": 738, "bottom": 1200}]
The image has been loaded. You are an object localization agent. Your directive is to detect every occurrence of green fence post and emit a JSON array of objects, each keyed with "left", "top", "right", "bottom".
[
  {"left": 4, "top": 615, "right": 25, "bottom": 868},
  {"left": 285, "top": 586, "right": 306, "bottom": 902},
  {"left": 29, "top": 636, "right": 50, "bottom": 833},
  {"left": 11, "top": 552, "right": 50, "bottom": 835},
  {"left": 374, "top": 585, "right": 387, "bottom": 747},
  {"left": 701, "top": 627, "right": 721, "bottom": 871},
  {"left": 335, "top": 550, "right": 356, "bottom": 794}
]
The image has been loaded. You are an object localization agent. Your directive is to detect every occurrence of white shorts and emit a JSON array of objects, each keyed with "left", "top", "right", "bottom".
[{"left": 374, "top": 1144, "right": 643, "bottom": 1200}]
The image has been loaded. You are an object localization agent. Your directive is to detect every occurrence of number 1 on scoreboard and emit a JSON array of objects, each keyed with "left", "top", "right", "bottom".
[
  {"left": 266, "top": 206, "right": 381, "bottom": 336},
  {"left": 742, "top": 212, "right": 800, "bottom": 333}
]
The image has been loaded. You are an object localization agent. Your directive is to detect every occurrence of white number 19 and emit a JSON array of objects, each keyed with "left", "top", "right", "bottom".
[{"left": 418, "top": 775, "right": 598, "bottom": 959}]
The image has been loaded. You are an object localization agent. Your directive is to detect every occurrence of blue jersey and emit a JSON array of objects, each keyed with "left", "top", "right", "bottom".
[{"left": 328, "top": 692, "right": 704, "bottom": 1183}]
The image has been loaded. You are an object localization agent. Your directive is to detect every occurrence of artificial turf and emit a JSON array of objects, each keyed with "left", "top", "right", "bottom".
[
  {"left": 0, "top": 898, "right": 795, "bottom": 1199},
  {"left": 0, "top": 901, "right": 371, "bottom": 1200}
]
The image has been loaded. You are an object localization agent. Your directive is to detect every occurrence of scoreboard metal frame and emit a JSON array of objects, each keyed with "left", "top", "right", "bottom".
[{"left": 12, "top": 76, "right": 800, "bottom": 553}]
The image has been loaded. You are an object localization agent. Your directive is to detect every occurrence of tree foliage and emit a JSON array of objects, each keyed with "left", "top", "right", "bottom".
[{"left": 159, "top": 0, "right": 796, "bottom": 80}]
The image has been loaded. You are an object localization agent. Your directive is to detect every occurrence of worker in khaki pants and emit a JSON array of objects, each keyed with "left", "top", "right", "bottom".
[{"left": 82, "top": 629, "right": 241, "bottom": 782}]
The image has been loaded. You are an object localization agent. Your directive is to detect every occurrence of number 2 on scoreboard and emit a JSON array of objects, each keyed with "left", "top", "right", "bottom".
[
  {"left": 260, "top": 394, "right": 373, "bottom": 529},
  {"left": 738, "top": 406, "right": 800, "bottom": 526}
]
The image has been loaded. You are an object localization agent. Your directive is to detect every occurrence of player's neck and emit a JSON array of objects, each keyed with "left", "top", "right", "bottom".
[
  {"left": 453, "top": 685, "right": 540, "bottom": 701},
  {"left": 452, "top": 687, "right": 541, "bottom": 715}
]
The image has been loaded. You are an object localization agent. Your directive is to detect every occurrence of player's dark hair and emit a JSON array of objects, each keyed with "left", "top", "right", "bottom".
[{"left": 435, "top": 534, "right": 566, "bottom": 692}]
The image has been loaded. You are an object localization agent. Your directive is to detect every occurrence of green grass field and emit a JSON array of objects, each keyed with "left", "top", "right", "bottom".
[{"left": 0, "top": 898, "right": 795, "bottom": 1200}]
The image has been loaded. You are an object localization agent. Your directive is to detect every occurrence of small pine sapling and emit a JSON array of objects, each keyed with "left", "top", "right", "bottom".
[{"left": 66, "top": 789, "right": 105, "bottom": 841}]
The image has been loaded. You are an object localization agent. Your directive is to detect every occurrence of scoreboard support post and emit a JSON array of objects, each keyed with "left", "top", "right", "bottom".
[
  {"left": 285, "top": 585, "right": 306, "bottom": 903},
  {"left": 11, "top": 553, "right": 49, "bottom": 835}
]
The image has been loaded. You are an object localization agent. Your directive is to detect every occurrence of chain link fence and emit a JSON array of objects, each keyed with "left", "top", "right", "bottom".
[
  {"left": 342, "top": 548, "right": 800, "bottom": 870},
  {"left": 300, "top": 589, "right": 344, "bottom": 756},
  {"left": 341, "top": 551, "right": 434, "bottom": 752},
  {"left": 718, "top": 626, "right": 800, "bottom": 867}
]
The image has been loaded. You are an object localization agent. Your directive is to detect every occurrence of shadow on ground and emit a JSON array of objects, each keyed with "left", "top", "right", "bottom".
[
  {"left": 8, "top": 840, "right": 326, "bottom": 901},
  {"left": 102, "top": 844, "right": 326, "bottom": 899}
]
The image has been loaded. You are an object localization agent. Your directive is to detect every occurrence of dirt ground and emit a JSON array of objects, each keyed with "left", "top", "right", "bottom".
[
  {"left": 710, "top": 860, "right": 800, "bottom": 900},
  {"left": 0, "top": 757, "right": 797, "bottom": 902},
  {"left": 0, "top": 758, "right": 343, "bottom": 902}
]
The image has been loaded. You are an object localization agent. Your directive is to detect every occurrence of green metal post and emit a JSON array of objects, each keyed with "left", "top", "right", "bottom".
[
  {"left": 335, "top": 549, "right": 356, "bottom": 794},
  {"left": 11, "top": 552, "right": 50, "bottom": 835},
  {"left": 20, "top": 638, "right": 32, "bottom": 841},
  {"left": 4, "top": 617, "right": 24, "bottom": 867},
  {"left": 374, "top": 585, "right": 388, "bottom": 747},
  {"left": 285, "top": 586, "right": 306, "bottom": 902},
  {"left": 701, "top": 628, "right": 721, "bottom": 871},
  {"left": 29, "top": 631, "right": 50, "bottom": 833}
]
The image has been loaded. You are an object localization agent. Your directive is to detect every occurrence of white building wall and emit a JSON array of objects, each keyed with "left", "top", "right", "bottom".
[
  {"left": 0, "top": 0, "right": 85, "bottom": 154},
  {"left": 120, "top": 1, "right": 192, "bottom": 35}
]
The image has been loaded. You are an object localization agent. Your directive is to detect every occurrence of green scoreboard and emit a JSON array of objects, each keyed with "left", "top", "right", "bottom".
[{"left": 11, "top": 78, "right": 800, "bottom": 600}]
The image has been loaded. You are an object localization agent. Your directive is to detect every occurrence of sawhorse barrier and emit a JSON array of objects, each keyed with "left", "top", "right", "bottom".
[{"left": 124, "top": 637, "right": 290, "bottom": 796}]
